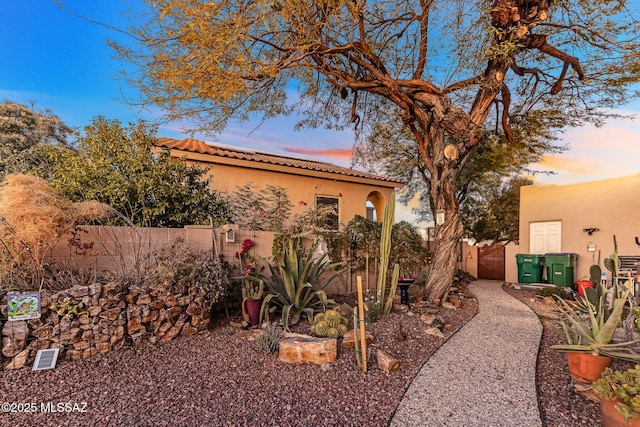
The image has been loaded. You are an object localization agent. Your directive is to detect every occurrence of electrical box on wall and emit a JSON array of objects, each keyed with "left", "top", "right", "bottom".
[{"left": 587, "top": 243, "right": 596, "bottom": 252}]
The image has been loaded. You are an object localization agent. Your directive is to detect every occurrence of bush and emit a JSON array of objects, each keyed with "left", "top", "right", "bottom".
[
  {"left": 145, "top": 239, "right": 230, "bottom": 307},
  {"left": 536, "top": 286, "right": 571, "bottom": 299}
]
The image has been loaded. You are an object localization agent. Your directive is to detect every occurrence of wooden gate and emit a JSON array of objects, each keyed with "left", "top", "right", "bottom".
[{"left": 478, "top": 244, "right": 505, "bottom": 281}]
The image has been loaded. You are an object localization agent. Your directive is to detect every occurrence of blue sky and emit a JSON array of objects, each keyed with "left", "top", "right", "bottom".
[{"left": 2, "top": 1, "right": 640, "bottom": 226}]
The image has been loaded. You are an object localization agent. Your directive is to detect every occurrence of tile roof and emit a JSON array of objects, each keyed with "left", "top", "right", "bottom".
[{"left": 156, "top": 137, "right": 403, "bottom": 184}]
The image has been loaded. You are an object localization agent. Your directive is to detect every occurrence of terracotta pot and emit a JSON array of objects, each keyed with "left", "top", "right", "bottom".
[
  {"left": 566, "top": 352, "right": 612, "bottom": 383},
  {"left": 242, "top": 298, "right": 262, "bottom": 327},
  {"left": 600, "top": 398, "right": 640, "bottom": 427},
  {"left": 432, "top": 298, "right": 441, "bottom": 307},
  {"left": 449, "top": 298, "right": 462, "bottom": 307}
]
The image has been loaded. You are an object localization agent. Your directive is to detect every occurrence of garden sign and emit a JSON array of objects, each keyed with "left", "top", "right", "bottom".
[{"left": 7, "top": 292, "right": 41, "bottom": 321}]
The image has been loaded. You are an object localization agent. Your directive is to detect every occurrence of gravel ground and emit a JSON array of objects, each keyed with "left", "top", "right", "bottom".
[
  {"left": 2, "top": 283, "right": 621, "bottom": 427},
  {"left": 391, "top": 280, "right": 542, "bottom": 427},
  {"left": 504, "top": 284, "right": 635, "bottom": 427},
  {"left": 1, "top": 294, "right": 477, "bottom": 427}
]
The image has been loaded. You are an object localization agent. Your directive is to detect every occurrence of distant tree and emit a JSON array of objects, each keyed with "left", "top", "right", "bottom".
[
  {"left": 0, "top": 100, "right": 74, "bottom": 179},
  {"left": 46, "top": 117, "right": 231, "bottom": 227},
  {"left": 113, "top": 0, "right": 640, "bottom": 299},
  {"left": 462, "top": 176, "right": 531, "bottom": 243},
  {"left": 390, "top": 221, "right": 429, "bottom": 276}
]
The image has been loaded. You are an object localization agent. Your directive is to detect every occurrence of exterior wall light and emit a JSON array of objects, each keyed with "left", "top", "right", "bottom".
[{"left": 435, "top": 209, "right": 445, "bottom": 226}]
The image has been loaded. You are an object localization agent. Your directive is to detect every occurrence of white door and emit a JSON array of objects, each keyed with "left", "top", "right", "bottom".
[{"left": 529, "top": 221, "right": 561, "bottom": 254}]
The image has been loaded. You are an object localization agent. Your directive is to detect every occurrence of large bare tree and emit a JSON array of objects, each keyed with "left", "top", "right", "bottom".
[{"left": 114, "top": 0, "right": 640, "bottom": 299}]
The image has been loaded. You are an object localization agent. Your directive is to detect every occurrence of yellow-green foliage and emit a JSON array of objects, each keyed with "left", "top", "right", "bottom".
[{"left": 310, "top": 309, "right": 348, "bottom": 338}]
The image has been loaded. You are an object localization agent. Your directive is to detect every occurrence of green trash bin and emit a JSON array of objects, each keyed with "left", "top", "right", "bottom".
[
  {"left": 516, "top": 254, "right": 545, "bottom": 283},
  {"left": 545, "top": 253, "right": 578, "bottom": 287}
]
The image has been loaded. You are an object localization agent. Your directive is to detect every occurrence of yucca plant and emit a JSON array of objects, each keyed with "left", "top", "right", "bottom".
[
  {"left": 259, "top": 237, "right": 346, "bottom": 330},
  {"left": 551, "top": 282, "right": 640, "bottom": 361}
]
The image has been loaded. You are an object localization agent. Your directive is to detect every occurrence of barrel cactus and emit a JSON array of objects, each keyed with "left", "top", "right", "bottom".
[{"left": 310, "top": 309, "right": 349, "bottom": 338}]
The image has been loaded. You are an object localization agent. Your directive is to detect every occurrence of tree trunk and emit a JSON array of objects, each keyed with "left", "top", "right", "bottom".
[{"left": 425, "top": 161, "right": 464, "bottom": 301}]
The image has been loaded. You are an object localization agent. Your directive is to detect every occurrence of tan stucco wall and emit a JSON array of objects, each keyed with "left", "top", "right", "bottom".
[
  {"left": 460, "top": 242, "right": 478, "bottom": 279},
  {"left": 505, "top": 242, "right": 520, "bottom": 283},
  {"left": 519, "top": 174, "right": 640, "bottom": 283},
  {"left": 173, "top": 150, "right": 399, "bottom": 227}
]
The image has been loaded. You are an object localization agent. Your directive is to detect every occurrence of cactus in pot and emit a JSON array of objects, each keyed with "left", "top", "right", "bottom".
[{"left": 242, "top": 279, "right": 264, "bottom": 300}]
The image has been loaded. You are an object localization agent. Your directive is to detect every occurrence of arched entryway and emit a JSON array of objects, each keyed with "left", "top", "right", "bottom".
[{"left": 366, "top": 191, "right": 385, "bottom": 222}]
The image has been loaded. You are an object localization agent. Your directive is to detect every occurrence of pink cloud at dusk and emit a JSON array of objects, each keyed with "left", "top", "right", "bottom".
[{"left": 535, "top": 154, "right": 599, "bottom": 176}]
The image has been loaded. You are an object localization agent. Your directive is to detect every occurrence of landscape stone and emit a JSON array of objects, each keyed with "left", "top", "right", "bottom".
[
  {"left": 88, "top": 282, "right": 102, "bottom": 296},
  {"left": 100, "top": 308, "right": 120, "bottom": 321},
  {"left": 82, "top": 347, "right": 98, "bottom": 359},
  {"left": 3, "top": 320, "right": 28, "bottom": 340},
  {"left": 2, "top": 336, "right": 26, "bottom": 358},
  {"left": 425, "top": 327, "right": 445, "bottom": 338},
  {"left": 377, "top": 349, "right": 400, "bottom": 373},
  {"left": 127, "top": 317, "right": 142, "bottom": 334},
  {"left": 136, "top": 294, "right": 152, "bottom": 305},
  {"left": 5, "top": 349, "right": 29, "bottom": 370},
  {"left": 66, "top": 349, "right": 82, "bottom": 361},
  {"left": 160, "top": 325, "right": 181, "bottom": 343},
  {"left": 96, "top": 342, "right": 111, "bottom": 353},
  {"left": 66, "top": 286, "right": 89, "bottom": 299},
  {"left": 72, "top": 339, "right": 90, "bottom": 351},
  {"left": 342, "top": 329, "right": 374, "bottom": 350},
  {"left": 279, "top": 335, "right": 337, "bottom": 364},
  {"left": 180, "top": 323, "right": 197, "bottom": 336},
  {"left": 126, "top": 293, "right": 139, "bottom": 304},
  {"left": 392, "top": 303, "right": 409, "bottom": 313},
  {"left": 60, "top": 328, "right": 81, "bottom": 342}
]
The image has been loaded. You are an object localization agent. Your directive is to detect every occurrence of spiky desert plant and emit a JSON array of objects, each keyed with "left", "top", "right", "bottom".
[
  {"left": 551, "top": 286, "right": 640, "bottom": 361},
  {"left": 256, "top": 322, "right": 283, "bottom": 354},
  {"left": 260, "top": 237, "right": 345, "bottom": 330}
]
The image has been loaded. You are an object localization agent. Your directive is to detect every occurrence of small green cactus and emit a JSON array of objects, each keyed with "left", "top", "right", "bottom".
[
  {"left": 327, "top": 327, "right": 340, "bottom": 338},
  {"left": 589, "top": 264, "right": 602, "bottom": 284},
  {"left": 242, "top": 279, "right": 264, "bottom": 300},
  {"left": 310, "top": 310, "right": 349, "bottom": 338}
]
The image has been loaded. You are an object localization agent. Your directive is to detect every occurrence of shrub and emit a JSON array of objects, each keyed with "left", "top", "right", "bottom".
[
  {"left": 145, "top": 239, "right": 230, "bottom": 307},
  {"left": 536, "top": 286, "right": 571, "bottom": 299}
]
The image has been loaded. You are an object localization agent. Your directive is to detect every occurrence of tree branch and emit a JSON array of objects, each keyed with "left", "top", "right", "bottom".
[{"left": 413, "top": 0, "right": 433, "bottom": 80}]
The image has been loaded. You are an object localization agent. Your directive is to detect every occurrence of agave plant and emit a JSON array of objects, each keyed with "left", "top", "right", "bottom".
[
  {"left": 551, "top": 282, "right": 640, "bottom": 361},
  {"left": 259, "top": 237, "right": 346, "bottom": 330}
]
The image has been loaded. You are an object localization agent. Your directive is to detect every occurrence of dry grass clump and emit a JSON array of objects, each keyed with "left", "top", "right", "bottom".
[{"left": 0, "top": 174, "right": 110, "bottom": 291}]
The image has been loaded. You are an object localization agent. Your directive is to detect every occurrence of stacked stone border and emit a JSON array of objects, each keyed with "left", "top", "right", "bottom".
[{"left": 1, "top": 281, "right": 210, "bottom": 370}]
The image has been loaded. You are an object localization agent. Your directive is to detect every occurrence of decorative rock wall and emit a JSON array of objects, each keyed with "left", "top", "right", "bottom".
[{"left": 1, "top": 282, "right": 211, "bottom": 370}]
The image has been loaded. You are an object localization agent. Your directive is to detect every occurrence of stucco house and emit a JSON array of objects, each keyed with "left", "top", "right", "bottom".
[
  {"left": 156, "top": 137, "right": 403, "bottom": 228},
  {"left": 508, "top": 174, "right": 640, "bottom": 284}
]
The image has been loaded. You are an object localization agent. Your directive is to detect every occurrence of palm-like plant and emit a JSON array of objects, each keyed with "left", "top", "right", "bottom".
[{"left": 260, "top": 237, "right": 345, "bottom": 330}]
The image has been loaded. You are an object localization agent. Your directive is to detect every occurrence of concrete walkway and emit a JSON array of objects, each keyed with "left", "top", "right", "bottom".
[{"left": 390, "top": 280, "right": 543, "bottom": 427}]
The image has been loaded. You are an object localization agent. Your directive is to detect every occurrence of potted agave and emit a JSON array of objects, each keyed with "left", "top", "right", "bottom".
[
  {"left": 593, "top": 366, "right": 640, "bottom": 426},
  {"left": 551, "top": 282, "right": 640, "bottom": 383}
]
